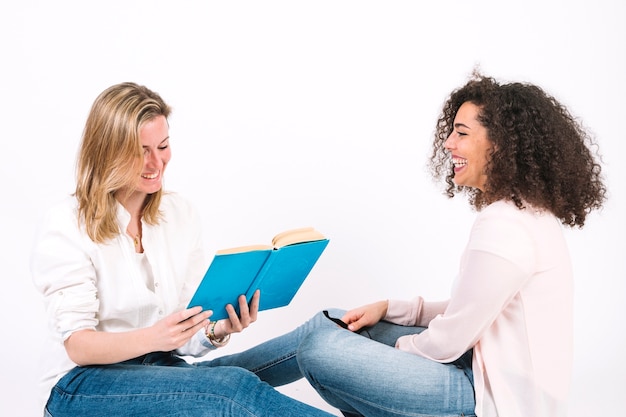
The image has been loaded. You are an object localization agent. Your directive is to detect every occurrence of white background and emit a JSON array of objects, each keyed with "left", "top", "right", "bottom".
[{"left": 1, "top": 1, "right": 624, "bottom": 416}]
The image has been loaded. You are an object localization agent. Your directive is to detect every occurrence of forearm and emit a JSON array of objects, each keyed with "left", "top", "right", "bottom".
[
  {"left": 64, "top": 328, "right": 156, "bottom": 366},
  {"left": 385, "top": 297, "right": 449, "bottom": 327},
  {"left": 65, "top": 307, "right": 212, "bottom": 365}
]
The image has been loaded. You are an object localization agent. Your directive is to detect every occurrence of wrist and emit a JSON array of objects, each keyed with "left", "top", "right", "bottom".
[{"left": 205, "top": 320, "right": 230, "bottom": 348}]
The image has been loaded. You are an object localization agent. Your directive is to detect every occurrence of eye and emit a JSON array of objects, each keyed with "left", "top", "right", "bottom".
[{"left": 158, "top": 144, "right": 169, "bottom": 150}]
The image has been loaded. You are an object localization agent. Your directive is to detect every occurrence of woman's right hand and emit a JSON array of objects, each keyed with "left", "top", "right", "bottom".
[
  {"left": 149, "top": 307, "right": 212, "bottom": 352},
  {"left": 341, "top": 300, "right": 388, "bottom": 332}
]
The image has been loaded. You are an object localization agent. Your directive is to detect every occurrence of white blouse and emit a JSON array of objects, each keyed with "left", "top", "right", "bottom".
[
  {"left": 386, "top": 200, "right": 574, "bottom": 417},
  {"left": 31, "top": 192, "right": 214, "bottom": 408}
]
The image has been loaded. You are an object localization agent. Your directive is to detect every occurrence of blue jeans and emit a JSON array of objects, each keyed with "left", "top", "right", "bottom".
[
  {"left": 44, "top": 350, "right": 334, "bottom": 417},
  {"left": 46, "top": 309, "right": 474, "bottom": 416},
  {"left": 211, "top": 309, "right": 476, "bottom": 417}
]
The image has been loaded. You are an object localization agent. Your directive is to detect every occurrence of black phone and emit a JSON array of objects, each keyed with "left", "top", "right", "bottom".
[{"left": 323, "top": 310, "right": 349, "bottom": 329}]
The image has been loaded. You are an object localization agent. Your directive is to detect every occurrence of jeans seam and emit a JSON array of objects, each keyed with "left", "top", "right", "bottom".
[{"left": 248, "top": 351, "right": 296, "bottom": 374}]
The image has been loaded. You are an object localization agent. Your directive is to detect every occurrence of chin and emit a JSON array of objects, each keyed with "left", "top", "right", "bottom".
[{"left": 142, "top": 185, "right": 163, "bottom": 195}]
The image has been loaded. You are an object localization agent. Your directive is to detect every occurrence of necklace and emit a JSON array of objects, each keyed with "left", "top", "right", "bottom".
[{"left": 127, "top": 228, "right": 141, "bottom": 247}]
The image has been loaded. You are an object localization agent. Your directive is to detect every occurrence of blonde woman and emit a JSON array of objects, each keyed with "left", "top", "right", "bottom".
[{"left": 31, "top": 82, "right": 334, "bottom": 417}]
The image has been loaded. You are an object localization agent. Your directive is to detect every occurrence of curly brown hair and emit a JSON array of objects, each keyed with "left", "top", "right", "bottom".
[{"left": 429, "top": 72, "right": 606, "bottom": 228}]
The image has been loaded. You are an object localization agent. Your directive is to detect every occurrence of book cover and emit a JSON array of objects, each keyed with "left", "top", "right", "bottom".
[{"left": 187, "top": 237, "right": 329, "bottom": 320}]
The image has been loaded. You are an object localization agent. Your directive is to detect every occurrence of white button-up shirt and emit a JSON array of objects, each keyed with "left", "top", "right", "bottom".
[{"left": 31, "top": 192, "right": 214, "bottom": 408}]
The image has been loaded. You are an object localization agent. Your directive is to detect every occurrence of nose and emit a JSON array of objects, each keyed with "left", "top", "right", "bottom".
[
  {"left": 144, "top": 150, "right": 159, "bottom": 167},
  {"left": 444, "top": 133, "right": 456, "bottom": 150}
]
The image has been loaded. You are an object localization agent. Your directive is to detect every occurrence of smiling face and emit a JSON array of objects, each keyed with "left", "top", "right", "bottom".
[
  {"left": 116, "top": 115, "right": 171, "bottom": 204},
  {"left": 137, "top": 115, "right": 171, "bottom": 195},
  {"left": 444, "top": 102, "right": 492, "bottom": 191}
]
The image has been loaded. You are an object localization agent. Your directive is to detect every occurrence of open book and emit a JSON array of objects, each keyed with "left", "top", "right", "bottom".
[{"left": 187, "top": 227, "right": 329, "bottom": 320}]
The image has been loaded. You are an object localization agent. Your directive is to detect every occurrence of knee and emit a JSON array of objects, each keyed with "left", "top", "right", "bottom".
[
  {"left": 215, "top": 365, "right": 263, "bottom": 388},
  {"left": 307, "top": 308, "right": 346, "bottom": 329},
  {"left": 296, "top": 327, "right": 344, "bottom": 374}
]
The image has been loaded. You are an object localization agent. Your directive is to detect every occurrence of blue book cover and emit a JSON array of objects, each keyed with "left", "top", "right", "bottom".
[{"left": 187, "top": 228, "right": 329, "bottom": 320}]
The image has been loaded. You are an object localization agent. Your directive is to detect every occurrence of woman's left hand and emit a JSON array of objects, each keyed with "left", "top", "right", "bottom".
[{"left": 216, "top": 289, "right": 260, "bottom": 338}]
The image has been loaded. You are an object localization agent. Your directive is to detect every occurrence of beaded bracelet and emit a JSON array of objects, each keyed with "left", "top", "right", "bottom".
[{"left": 205, "top": 320, "right": 230, "bottom": 347}]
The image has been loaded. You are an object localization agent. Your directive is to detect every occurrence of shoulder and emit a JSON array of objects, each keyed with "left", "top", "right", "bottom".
[
  {"left": 470, "top": 201, "right": 538, "bottom": 264},
  {"left": 37, "top": 195, "right": 80, "bottom": 231},
  {"left": 479, "top": 200, "right": 523, "bottom": 218},
  {"left": 473, "top": 200, "right": 525, "bottom": 232},
  {"left": 477, "top": 200, "right": 558, "bottom": 230},
  {"left": 31, "top": 195, "right": 95, "bottom": 265}
]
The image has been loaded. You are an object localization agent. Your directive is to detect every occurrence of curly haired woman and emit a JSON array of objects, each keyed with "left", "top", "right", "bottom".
[{"left": 209, "top": 72, "right": 607, "bottom": 417}]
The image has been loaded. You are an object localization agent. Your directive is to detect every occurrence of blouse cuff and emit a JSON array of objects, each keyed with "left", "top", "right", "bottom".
[{"left": 384, "top": 297, "right": 423, "bottom": 326}]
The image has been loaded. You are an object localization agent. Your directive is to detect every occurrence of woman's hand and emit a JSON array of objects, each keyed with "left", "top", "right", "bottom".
[
  {"left": 341, "top": 300, "right": 388, "bottom": 332},
  {"left": 214, "top": 289, "right": 260, "bottom": 338},
  {"left": 65, "top": 307, "right": 212, "bottom": 366},
  {"left": 148, "top": 307, "right": 212, "bottom": 352}
]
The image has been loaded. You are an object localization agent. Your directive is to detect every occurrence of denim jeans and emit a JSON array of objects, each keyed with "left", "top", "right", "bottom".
[
  {"left": 210, "top": 309, "right": 476, "bottom": 417},
  {"left": 46, "top": 309, "right": 474, "bottom": 417},
  {"left": 44, "top": 349, "right": 334, "bottom": 417}
]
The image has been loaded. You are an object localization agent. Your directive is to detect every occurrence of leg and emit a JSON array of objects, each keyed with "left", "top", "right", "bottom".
[
  {"left": 202, "top": 309, "right": 347, "bottom": 386},
  {"left": 297, "top": 327, "right": 476, "bottom": 417},
  {"left": 45, "top": 352, "right": 334, "bottom": 417}
]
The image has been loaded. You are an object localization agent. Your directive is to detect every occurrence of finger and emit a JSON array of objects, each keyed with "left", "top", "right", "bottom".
[
  {"left": 347, "top": 318, "right": 367, "bottom": 332},
  {"left": 342, "top": 311, "right": 368, "bottom": 332},
  {"left": 182, "top": 316, "right": 207, "bottom": 336},
  {"left": 248, "top": 290, "right": 260, "bottom": 321},
  {"left": 341, "top": 310, "right": 361, "bottom": 325},
  {"left": 176, "top": 306, "right": 204, "bottom": 324},
  {"left": 237, "top": 294, "right": 251, "bottom": 325},
  {"left": 180, "top": 309, "right": 211, "bottom": 330},
  {"left": 224, "top": 304, "right": 242, "bottom": 332}
]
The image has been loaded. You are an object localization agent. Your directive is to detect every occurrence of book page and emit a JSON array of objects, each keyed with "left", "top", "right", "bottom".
[
  {"left": 272, "top": 227, "right": 326, "bottom": 248},
  {"left": 216, "top": 244, "right": 273, "bottom": 255}
]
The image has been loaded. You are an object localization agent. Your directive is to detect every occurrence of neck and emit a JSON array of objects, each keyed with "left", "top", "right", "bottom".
[{"left": 114, "top": 189, "right": 147, "bottom": 218}]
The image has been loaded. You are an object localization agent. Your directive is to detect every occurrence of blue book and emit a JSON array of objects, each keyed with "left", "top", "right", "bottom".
[{"left": 187, "top": 227, "right": 329, "bottom": 320}]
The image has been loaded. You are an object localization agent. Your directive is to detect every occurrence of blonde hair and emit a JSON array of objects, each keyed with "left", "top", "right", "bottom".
[{"left": 75, "top": 82, "right": 171, "bottom": 243}]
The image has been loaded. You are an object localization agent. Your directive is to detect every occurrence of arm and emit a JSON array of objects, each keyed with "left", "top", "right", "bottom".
[
  {"left": 65, "top": 307, "right": 210, "bottom": 365},
  {"left": 341, "top": 300, "right": 389, "bottom": 332},
  {"left": 32, "top": 199, "right": 214, "bottom": 365},
  {"left": 396, "top": 206, "right": 535, "bottom": 362},
  {"left": 385, "top": 298, "right": 449, "bottom": 327},
  {"left": 341, "top": 297, "right": 449, "bottom": 332},
  {"left": 68, "top": 290, "right": 261, "bottom": 364},
  {"left": 396, "top": 250, "right": 529, "bottom": 362}
]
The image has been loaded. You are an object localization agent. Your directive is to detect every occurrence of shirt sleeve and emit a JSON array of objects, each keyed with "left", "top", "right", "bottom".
[
  {"left": 31, "top": 201, "right": 100, "bottom": 343},
  {"left": 176, "top": 327, "right": 217, "bottom": 356},
  {"left": 385, "top": 297, "right": 449, "bottom": 327},
  {"left": 395, "top": 206, "right": 535, "bottom": 362}
]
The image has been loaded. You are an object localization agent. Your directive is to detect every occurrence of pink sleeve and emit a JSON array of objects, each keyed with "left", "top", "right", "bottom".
[
  {"left": 385, "top": 297, "right": 449, "bottom": 327},
  {"left": 394, "top": 208, "right": 534, "bottom": 362}
]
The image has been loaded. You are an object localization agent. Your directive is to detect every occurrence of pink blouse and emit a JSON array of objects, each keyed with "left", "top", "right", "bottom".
[{"left": 385, "top": 200, "right": 573, "bottom": 417}]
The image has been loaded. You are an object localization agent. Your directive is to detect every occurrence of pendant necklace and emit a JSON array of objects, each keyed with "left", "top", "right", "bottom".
[{"left": 127, "top": 228, "right": 141, "bottom": 248}]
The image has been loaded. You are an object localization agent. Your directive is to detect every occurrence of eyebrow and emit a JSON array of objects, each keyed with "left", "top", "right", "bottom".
[
  {"left": 454, "top": 122, "right": 471, "bottom": 130},
  {"left": 142, "top": 137, "right": 170, "bottom": 148}
]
